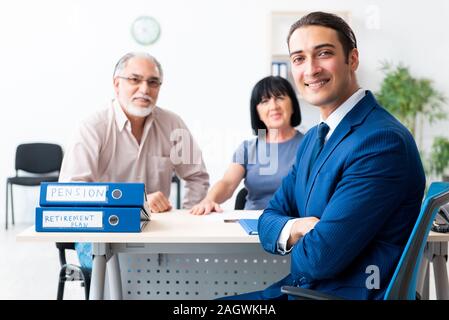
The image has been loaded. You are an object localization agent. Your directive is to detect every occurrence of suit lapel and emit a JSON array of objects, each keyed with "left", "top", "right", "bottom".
[
  {"left": 304, "top": 121, "right": 351, "bottom": 196},
  {"left": 304, "top": 91, "right": 378, "bottom": 209}
]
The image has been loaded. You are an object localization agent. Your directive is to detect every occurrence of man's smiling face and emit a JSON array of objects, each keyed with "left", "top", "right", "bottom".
[{"left": 289, "top": 25, "right": 359, "bottom": 118}]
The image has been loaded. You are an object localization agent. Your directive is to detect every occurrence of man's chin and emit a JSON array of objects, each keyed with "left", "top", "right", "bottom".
[
  {"left": 124, "top": 103, "right": 154, "bottom": 117},
  {"left": 133, "top": 102, "right": 151, "bottom": 108},
  {"left": 302, "top": 93, "right": 331, "bottom": 108}
]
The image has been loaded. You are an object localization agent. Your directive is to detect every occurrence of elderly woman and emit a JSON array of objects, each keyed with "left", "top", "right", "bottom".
[{"left": 190, "top": 76, "right": 303, "bottom": 214}]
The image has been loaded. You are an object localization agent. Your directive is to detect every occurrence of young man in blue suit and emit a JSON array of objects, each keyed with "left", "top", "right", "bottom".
[{"left": 236, "top": 12, "right": 426, "bottom": 300}]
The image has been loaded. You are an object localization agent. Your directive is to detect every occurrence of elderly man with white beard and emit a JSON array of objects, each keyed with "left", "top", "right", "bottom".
[{"left": 59, "top": 52, "right": 209, "bottom": 270}]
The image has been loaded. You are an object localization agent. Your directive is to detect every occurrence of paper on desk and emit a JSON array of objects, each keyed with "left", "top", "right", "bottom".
[{"left": 204, "top": 210, "right": 263, "bottom": 222}]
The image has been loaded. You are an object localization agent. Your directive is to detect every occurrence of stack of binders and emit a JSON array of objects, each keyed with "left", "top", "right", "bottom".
[{"left": 35, "top": 182, "right": 150, "bottom": 232}]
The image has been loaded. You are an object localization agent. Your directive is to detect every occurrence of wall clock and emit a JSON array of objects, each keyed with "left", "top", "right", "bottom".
[{"left": 131, "top": 16, "right": 161, "bottom": 45}]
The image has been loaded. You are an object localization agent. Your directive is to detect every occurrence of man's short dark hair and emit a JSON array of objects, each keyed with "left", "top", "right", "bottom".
[
  {"left": 250, "top": 76, "right": 301, "bottom": 135},
  {"left": 287, "top": 11, "right": 357, "bottom": 63}
]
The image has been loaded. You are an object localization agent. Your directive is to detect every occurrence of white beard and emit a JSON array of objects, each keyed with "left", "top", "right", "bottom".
[{"left": 124, "top": 102, "right": 154, "bottom": 117}]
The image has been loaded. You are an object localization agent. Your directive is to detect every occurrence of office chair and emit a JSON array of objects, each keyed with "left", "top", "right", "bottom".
[
  {"left": 172, "top": 175, "right": 181, "bottom": 209},
  {"left": 56, "top": 242, "right": 91, "bottom": 300},
  {"left": 5, "top": 143, "right": 63, "bottom": 229},
  {"left": 234, "top": 188, "right": 248, "bottom": 210},
  {"left": 281, "top": 182, "right": 449, "bottom": 300}
]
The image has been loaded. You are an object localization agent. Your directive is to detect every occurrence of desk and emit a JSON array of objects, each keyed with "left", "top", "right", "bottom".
[
  {"left": 17, "top": 210, "right": 290, "bottom": 300},
  {"left": 17, "top": 212, "right": 449, "bottom": 300}
]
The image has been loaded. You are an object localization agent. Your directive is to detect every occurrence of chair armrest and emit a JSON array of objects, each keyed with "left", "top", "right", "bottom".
[
  {"left": 56, "top": 242, "right": 76, "bottom": 250},
  {"left": 281, "top": 286, "right": 344, "bottom": 300}
]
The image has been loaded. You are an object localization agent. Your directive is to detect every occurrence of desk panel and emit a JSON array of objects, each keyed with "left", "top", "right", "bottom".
[{"left": 119, "top": 252, "right": 289, "bottom": 300}]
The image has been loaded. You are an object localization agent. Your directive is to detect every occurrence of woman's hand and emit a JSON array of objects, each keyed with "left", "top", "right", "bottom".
[{"left": 189, "top": 198, "right": 223, "bottom": 215}]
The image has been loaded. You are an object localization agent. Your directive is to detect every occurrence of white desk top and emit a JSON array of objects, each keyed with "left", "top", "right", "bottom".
[
  {"left": 16, "top": 210, "right": 262, "bottom": 244},
  {"left": 16, "top": 209, "right": 449, "bottom": 243}
]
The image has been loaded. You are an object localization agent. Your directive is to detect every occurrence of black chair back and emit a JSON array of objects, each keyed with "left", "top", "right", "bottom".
[
  {"left": 234, "top": 188, "right": 248, "bottom": 210},
  {"left": 15, "top": 143, "right": 63, "bottom": 174},
  {"left": 5, "top": 143, "right": 63, "bottom": 229},
  {"left": 172, "top": 175, "right": 181, "bottom": 209}
]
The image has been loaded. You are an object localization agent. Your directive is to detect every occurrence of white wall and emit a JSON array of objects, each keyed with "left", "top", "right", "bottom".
[{"left": 1, "top": 0, "right": 448, "bottom": 223}]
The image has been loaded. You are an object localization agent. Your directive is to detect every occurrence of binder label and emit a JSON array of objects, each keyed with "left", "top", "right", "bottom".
[
  {"left": 46, "top": 185, "right": 108, "bottom": 202},
  {"left": 42, "top": 211, "right": 103, "bottom": 228}
]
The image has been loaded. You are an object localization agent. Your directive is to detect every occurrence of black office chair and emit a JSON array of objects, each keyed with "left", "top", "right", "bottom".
[
  {"left": 56, "top": 243, "right": 91, "bottom": 300},
  {"left": 234, "top": 188, "right": 248, "bottom": 210},
  {"left": 5, "top": 143, "right": 63, "bottom": 229},
  {"left": 281, "top": 182, "right": 449, "bottom": 300},
  {"left": 172, "top": 175, "right": 181, "bottom": 209}
]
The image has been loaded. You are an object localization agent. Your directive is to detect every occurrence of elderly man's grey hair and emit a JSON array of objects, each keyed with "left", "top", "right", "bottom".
[{"left": 113, "top": 52, "right": 163, "bottom": 82}]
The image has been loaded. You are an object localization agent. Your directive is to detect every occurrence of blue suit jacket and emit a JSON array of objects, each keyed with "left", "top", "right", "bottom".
[{"left": 258, "top": 91, "right": 425, "bottom": 300}]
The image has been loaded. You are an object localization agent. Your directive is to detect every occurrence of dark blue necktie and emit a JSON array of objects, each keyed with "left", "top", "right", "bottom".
[{"left": 307, "top": 122, "right": 330, "bottom": 181}]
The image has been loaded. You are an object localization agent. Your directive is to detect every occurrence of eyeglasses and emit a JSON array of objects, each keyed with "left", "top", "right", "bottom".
[{"left": 117, "top": 76, "right": 162, "bottom": 88}]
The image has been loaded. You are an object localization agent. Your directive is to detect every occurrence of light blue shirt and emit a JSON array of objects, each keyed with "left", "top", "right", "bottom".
[{"left": 233, "top": 130, "right": 304, "bottom": 210}]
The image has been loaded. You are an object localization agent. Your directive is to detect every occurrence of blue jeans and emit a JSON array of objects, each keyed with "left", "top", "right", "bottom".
[{"left": 75, "top": 242, "right": 93, "bottom": 270}]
